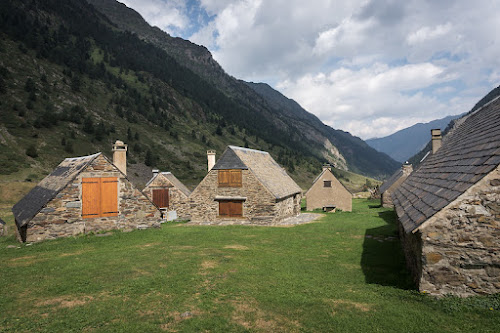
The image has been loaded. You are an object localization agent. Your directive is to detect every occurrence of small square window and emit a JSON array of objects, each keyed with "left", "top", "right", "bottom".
[{"left": 324, "top": 181, "right": 332, "bottom": 188}]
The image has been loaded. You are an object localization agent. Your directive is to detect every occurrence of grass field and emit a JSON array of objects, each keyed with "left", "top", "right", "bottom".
[{"left": 0, "top": 199, "right": 498, "bottom": 332}]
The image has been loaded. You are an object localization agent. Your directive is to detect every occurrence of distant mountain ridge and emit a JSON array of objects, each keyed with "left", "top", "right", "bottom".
[{"left": 366, "top": 114, "right": 464, "bottom": 163}]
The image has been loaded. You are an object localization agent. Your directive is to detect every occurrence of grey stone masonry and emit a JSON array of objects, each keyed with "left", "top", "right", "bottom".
[
  {"left": 187, "top": 169, "right": 301, "bottom": 225},
  {"left": 400, "top": 165, "right": 500, "bottom": 296},
  {"left": 18, "top": 155, "right": 161, "bottom": 242}
]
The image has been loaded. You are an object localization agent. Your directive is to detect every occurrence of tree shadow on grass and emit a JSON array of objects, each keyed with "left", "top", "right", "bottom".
[{"left": 360, "top": 210, "right": 415, "bottom": 290}]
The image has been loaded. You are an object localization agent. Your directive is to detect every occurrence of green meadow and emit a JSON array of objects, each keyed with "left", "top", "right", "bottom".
[{"left": 0, "top": 199, "right": 498, "bottom": 332}]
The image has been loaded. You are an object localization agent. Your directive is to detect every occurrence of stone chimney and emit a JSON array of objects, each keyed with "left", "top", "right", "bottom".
[
  {"left": 322, "top": 163, "right": 332, "bottom": 172},
  {"left": 402, "top": 163, "right": 413, "bottom": 176},
  {"left": 431, "top": 129, "right": 442, "bottom": 154},
  {"left": 112, "top": 140, "right": 128, "bottom": 175},
  {"left": 207, "top": 150, "right": 216, "bottom": 171}
]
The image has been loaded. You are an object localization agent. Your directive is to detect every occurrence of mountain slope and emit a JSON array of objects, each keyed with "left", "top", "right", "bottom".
[
  {"left": 0, "top": 0, "right": 396, "bottom": 196},
  {"left": 366, "top": 114, "right": 464, "bottom": 163},
  {"left": 85, "top": 0, "right": 400, "bottom": 178}
]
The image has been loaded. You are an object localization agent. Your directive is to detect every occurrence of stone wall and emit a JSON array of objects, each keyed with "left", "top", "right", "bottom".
[
  {"left": 402, "top": 165, "right": 500, "bottom": 296},
  {"left": 306, "top": 170, "right": 352, "bottom": 211},
  {"left": 188, "top": 169, "right": 300, "bottom": 224},
  {"left": 143, "top": 174, "right": 190, "bottom": 219},
  {"left": 273, "top": 194, "right": 302, "bottom": 223},
  {"left": 22, "top": 155, "right": 161, "bottom": 242}
]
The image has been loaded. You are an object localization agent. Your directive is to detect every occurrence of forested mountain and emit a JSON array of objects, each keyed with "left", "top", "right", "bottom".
[
  {"left": 0, "top": 0, "right": 398, "bottom": 190},
  {"left": 366, "top": 114, "right": 464, "bottom": 163}
]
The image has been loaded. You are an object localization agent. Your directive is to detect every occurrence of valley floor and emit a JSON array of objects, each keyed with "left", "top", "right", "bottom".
[{"left": 0, "top": 199, "right": 498, "bottom": 332}]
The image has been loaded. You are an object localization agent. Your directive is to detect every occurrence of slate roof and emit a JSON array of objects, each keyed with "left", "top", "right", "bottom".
[
  {"left": 145, "top": 172, "right": 191, "bottom": 197},
  {"left": 379, "top": 169, "right": 403, "bottom": 193},
  {"left": 211, "top": 148, "right": 248, "bottom": 170},
  {"left": 393, "top": 97, "right": 500, "bottom": 233},
  {"left": 12, "top": 153, "right": 101, "bottom": 228},
  {"left": 215, "top": 146, "right": 302, "bottom": 199}
]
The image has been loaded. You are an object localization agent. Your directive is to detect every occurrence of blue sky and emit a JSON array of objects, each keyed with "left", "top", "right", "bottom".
[{"left": 120, "top": 0, "right": 500, "bottom": 139}]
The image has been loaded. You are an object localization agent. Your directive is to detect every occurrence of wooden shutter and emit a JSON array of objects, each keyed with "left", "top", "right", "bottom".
[
  {"left": 218, "top": 170, "right": 230, "bottom": 187},
  {"left": 153, "top": 189, "right": 169, "bottom": 208},
  {"left": 219, "top": 201, "right": 242, "bottom": 217},
  {"left": 101, "top": 178, "right": 119, "bottom": 217},
  {"left": 229, "top": 201, "right": 242, "bottom": 217},
  {"left": 82, "top": 177, "right": 118, "bottom": 218},
  {"left": 219, "top": 170, "right": 242, "bottom": 187},
  {"left": 230, "top": 170, "right": 242, "bottom": 187},
  {"left": 82, "top": 178, "right": 100, "bottom": 218},
  {"left": 219, "top": 201, "right": 230, "bottom": 217}
]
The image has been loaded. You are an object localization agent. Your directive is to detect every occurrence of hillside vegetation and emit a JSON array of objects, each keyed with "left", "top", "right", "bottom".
[{"left": 0, "top": 0, "right": 396, "bottom": 195}]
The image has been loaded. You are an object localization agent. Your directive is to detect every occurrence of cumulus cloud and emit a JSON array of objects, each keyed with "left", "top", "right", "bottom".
[
  {"left": 120, "top": 0, "right": 190, "bottom": 35},
  {"left": 406, "top": 23, "right": 453, "bottom": 45},
  {"left": 123, "top": 0, "right": 500, "bottom": 139}
]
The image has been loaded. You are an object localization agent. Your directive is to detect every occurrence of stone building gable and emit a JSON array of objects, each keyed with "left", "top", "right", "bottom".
[
  {"left": 12, "top": 153, "right": 100, "bottom": 229},
  {"left": 143, "top": 172, "right": 191, "bottom": 219},
  {"left": 401, "top": 164, "right": 500, "bottom": 296},
  {"left": 186, "top": 169, "right": 290, "bottom": 224},
  {"left": 15, "top": 154, "right": 161, "bottom": 242},
  {"left": 305, "top": 169, "right": 352, "bottom": 212}
]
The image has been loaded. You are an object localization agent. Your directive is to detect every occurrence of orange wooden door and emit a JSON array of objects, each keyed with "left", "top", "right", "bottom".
[
  {"left": 82, "top": 178, "right": 100, "bottom": 218},
  {"left": 101, "top": 177, "right": 119, "bottom": 217}
]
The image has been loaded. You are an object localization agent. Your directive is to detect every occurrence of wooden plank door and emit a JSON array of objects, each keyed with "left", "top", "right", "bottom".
[{"left": 153, "top": 189, "right": 169, "bottom": 208}]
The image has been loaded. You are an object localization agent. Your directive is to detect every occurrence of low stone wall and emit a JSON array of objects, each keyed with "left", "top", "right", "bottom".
[
  {"left": 21, "top": 155, "right": 161, "bottom": 242},
  {"left": 406, "top": 165, "right": 500, "bottom": 296}
]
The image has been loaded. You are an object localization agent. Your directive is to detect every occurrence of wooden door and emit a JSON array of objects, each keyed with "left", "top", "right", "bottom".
[
  {"left": 153, "top": 188, "right": 169, "bottom": 208},
  {"left": 219, "top": 201, "right": 242, "bottom": 217}
]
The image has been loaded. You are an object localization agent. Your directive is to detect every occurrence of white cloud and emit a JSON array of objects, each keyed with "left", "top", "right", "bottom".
[
  {"left": 123, "top": 0, "right": 500, "bottom": 140},
  {"left": 406, "top": 23, "right": 453, "bottom": 45},
  {"left": 120, "top": 0, "right": 190, "bottom": 35},
  {"left": 277, "top": 62, "right": 463, "bottom": 139}
]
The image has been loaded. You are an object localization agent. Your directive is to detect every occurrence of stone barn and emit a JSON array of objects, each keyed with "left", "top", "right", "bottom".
[
  {"left": 392, "top": 99, "right": 500, "bottom": 297},
  {"left": 305, "top": 164, "right": 352, "bottom": 212},
  {"left": 188, "top": 146, "right": 302, "bottom": 224},
  {"left": 379, "top": 163, "right": 413, "bottom": 208},
  {"left": 12, "top": 141, "right": 161, "bottom": 242},
  {"left": 143, "top": 170, "right": 191, "bottom": 219}
]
